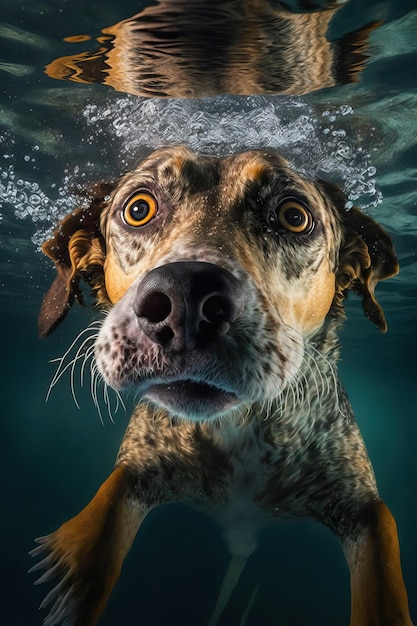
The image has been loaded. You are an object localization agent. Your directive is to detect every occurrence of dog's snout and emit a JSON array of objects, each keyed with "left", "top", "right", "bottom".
[{"left": 134, "top": 262, "right": 244, "bottom": 351}]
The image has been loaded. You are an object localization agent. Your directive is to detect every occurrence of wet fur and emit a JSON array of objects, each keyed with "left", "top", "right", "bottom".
[{"left": 32, "top": 147, "right": 412, "bottom": 625}]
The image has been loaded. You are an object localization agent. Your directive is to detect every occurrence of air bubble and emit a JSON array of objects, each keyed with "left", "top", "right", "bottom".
[
  {"left": 339, "top": 105, "right": 353, "bottom": 116},
  {"left": 29, "top": 194, "right": 41, "bottom": 205}
]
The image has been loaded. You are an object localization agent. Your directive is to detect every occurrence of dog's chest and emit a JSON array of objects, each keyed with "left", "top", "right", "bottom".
[
  {"left": 121, "top": 406, "right": 368, "bottom": 528},
  {"left": 187, "top": 421, "right": 277, "bottom": 554},
  {"left": 190, "top": 414, "right": 339, "bottom": 526}
]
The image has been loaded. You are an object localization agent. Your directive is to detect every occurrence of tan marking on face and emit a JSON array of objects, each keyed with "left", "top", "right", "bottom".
[
  {"left": 104, "top": 251, "right": 139, "bottom": 303},
  {"left": 289, "top": 263, "right": 336, "bottom": 335},
  {"left": 231, "top": 227, "right": 335, "bottom": 337},
  {"left": 171, "top": 154, "right": 187, "bottom": 175},
  {"left": 239, "top": 161, "right": 268, "bottom": 184}
]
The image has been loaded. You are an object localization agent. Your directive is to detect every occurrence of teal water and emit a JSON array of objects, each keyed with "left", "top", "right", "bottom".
[{"left": 1, "top": 1, "right": 416, "bottom": 624}]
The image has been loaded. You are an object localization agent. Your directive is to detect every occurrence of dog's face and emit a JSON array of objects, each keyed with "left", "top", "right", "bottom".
[{"left": 38, "top": 147, "right": 398, "bottom": 421}]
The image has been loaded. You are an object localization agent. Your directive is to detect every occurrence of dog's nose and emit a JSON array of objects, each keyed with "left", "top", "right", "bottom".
[{"left": 134, "top": 262, "right": 244, "bottom": 351}]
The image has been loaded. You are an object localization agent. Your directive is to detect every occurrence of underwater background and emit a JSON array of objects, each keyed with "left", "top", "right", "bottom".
[{"left": 1, "top": 0, "right": 416, "bottom": 624}]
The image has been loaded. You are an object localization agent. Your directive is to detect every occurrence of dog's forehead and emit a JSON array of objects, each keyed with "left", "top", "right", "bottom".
[{"left": 130, "top": 147, "right": 290, "bottom": 187}]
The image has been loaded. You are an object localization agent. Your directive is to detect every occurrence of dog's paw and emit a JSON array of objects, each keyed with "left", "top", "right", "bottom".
[
  {"left": 29, "top": 467, "right": 141, "bottom": 625},
  {"left": 30, "top": 532, "right": 83, "bottom": 626}
]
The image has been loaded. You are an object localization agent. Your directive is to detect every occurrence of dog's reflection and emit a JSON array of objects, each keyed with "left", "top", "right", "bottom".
[{"left": 46, "top": 0, "right": 380, "bottom": 97}]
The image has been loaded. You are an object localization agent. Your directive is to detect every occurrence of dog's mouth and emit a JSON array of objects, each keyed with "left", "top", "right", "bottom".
[{"left": 144, "top": 379, "right": 240, "bottom": 421}]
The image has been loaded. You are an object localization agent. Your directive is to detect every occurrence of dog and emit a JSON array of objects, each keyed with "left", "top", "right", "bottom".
[{"left": 31, "top": 146, "right": 412, "bottom": 625}]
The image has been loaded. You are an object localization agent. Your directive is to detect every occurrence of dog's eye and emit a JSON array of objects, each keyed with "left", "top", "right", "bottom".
[
  {"left": 276, "top": 200, "right": 313, "bottom": 234},
  {"left": 122, "top": 192, "right": 158, "bottom": 227}
]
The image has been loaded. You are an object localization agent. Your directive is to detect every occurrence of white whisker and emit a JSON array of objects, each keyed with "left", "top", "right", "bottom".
[
  {"left": 114, "top": 389, "right": 126, "bottom": 413},
  {"left": 45, "top": 319, "right": 123, "bottom": 423},
  {"left": 103, "top": 383, "right": 115, "bottom": 424},
  {"left": 69, "top": 338, "right": 97, "bottom": 409},
  {"left": 80, "top": 344, "right": 96, "bottom": 386},
  {"left": 70, "top": 354, "right": 81, "bottom": 410},
  {"left": 46, "top": 323, "right": 100, "bottom": 401},
  {"left": 309, "top": 344, "right": 340, "bottom": 410},
  {"left": 46, "top": 352, "right": 84, "bottom": 403},
  {"left": 90, "top": 361, "right": 104, "bottom": 425}
]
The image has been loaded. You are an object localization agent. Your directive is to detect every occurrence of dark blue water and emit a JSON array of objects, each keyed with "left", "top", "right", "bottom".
[{"left": 1, "top": 1, "right": 416, "bottom": 624}]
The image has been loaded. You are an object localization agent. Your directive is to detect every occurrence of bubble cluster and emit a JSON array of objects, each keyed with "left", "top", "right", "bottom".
[
  {"left": 318, "top": 107, "right": 382, "bottom": 208},
  {"left": 83, "top": 96, "right": 382, "bottom": 208},
  {"left": 1, "top": 95, "right": 383, "bottom": 249},
  {"left": 1, "top": 165, "right": 52, "bottom": 221},
  {"left": 0, "top": 159, "right": 82, "bottom": 247}
]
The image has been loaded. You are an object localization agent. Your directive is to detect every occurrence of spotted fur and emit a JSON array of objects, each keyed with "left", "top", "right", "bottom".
[{"left": 32, "top": 147, "right": 412, "bottom": 626}]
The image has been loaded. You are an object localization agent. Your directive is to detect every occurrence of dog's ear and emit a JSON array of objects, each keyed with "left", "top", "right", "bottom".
[
  {"left": 38, "top": 183, "right": 114, "bottom": 338},
  {"left": 321, "top": 181, "right": 399, "bottom": 332}
]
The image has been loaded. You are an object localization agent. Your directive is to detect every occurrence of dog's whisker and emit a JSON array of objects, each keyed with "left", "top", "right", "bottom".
[
  {"left": 103, "top": 384, "right": 111, "bottom": 422},
  {"left": 44, "top": 318, "right": 120, "bottom": 422},
  {"left": 49, "top": 356, "right": 63, "bottom": 364},
  {"left": 46, "top": 323, "right": 101, "bottom": 404},
  {"left": 46, "top": 358, "right": 69, "bottom": 401},
  {"left": 92, "top": 365, "right": 121, "bottom": 425},
  {"left": 90, "top": 361, "right": 105, "bottom": 425},
  {"left": 114, "top": 389, "right": 126, "bottom": 414},
  {"left": 92, "top": 367, "right": 103, "bottom": 417},
  {"left": 73, "top": 332, "right": 98, "bottom": 362},
  {"left": 296, "top": 356, "right": 318, "bottom": 411},
  {"left": 111, "top": 390, "right": 120, "bottom": 416},
  {"left": 308, "top": 344, "right": 340, "bottom": 413},
  {"left": 46, "top": 352, "right": 85, "bottom": 403},
  {"left": 305, "top": 352, "right": 326, "bottom": 408},
  {"left": 103, "top": 374, "right": 121, "bottom": 424},
  {"left": 70, "top": 342, "right": 96, "bottom": 410},
  {"left": 70, "top": 357, "right": 81, "bottom": 410},
  {"left": 80, "top": 344, "right": 96, "bottom": 387}
]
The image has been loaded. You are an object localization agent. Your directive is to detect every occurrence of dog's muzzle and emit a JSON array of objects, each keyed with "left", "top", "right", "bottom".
[
  {"left": 134, "top": 261, "right": 245, "bottom": 352},
  {"left": 132, "top": 261, "right": 245, "bottom": 419}
]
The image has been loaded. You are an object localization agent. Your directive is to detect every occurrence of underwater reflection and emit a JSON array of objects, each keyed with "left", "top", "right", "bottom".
[{"left": 46, "top": 0, "right": 380, "bottom": 98}]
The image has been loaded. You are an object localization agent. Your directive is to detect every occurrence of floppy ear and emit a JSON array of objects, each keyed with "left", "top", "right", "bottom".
[
  {"left": 38, "top": 183, "right": 114, "bottom": 338},
  {"left": 321, "top": 182, "right": 399, "bottom": 332}
]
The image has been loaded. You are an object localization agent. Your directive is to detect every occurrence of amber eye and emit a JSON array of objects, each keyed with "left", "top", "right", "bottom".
[
  {"left": 122, "top": 192, "right": 157, "bottom": 227},
  {"left": 276, "top": 199, "right": 313, "bottom": 233}
]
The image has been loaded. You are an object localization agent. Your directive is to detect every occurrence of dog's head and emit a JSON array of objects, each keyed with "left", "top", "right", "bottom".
[{"left": 38, "top": 147, "right": 398, "bottom": 420}]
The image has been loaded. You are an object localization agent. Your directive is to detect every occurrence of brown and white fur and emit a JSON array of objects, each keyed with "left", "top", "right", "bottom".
[{"left": 31, "top": 146, "right": 412, "bottom": 625}]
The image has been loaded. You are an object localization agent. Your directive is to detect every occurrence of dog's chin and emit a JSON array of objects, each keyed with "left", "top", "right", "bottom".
[{"left": 144, "top": 380, "right": 241, "bottom": 421}]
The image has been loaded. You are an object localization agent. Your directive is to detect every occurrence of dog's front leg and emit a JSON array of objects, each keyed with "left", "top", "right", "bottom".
[
  {"left": 343, "top": 501, "right": 413, "bottom": 626},
  {"left": 30, "top": 464, "right": 148, "bottom": 626}
]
